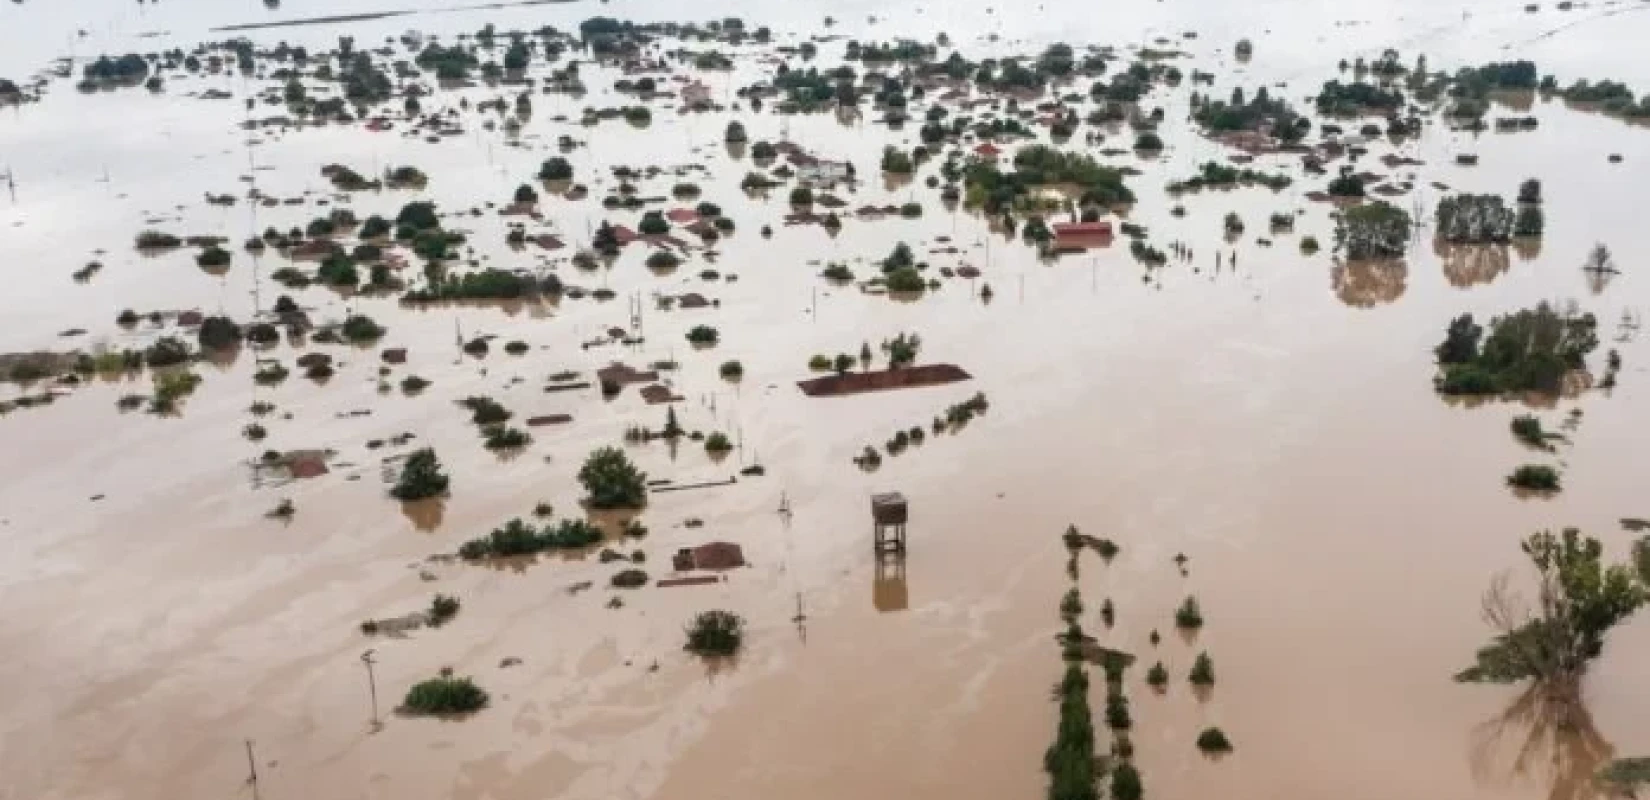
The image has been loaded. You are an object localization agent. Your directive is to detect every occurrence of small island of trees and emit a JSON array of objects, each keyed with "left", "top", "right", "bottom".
[{"left": 1434, "top": 303, "right": 1599, "bottom": 395}]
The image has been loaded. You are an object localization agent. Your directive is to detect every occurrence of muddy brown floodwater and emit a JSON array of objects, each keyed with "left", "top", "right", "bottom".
[{"left": 3, "top": 0, "right": 1650, "bottom": 799}]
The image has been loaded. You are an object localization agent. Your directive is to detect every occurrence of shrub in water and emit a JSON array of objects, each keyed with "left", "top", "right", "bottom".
[
  {"left": 579, "top": 446, "right": 648, "bottom": 508},
  {"left": 1175, "top": 596, "right": 1204, "bottom": 629},
  {"left": 684, "top": 609, "right": 744, "bottom": 656},
  {"left": 1189, "top": 651, "right": 1215, "bottom": 686},
  {"left": 402, "top": 675, "right": 488, "bottom": 715},
  {"left": 1197, "top": 727, "right": 1233, "bottom": 753},
  {"left": 392, "top": 448, "right": 449, "bottom": 501},
  {"left": 1146, "top": 661, "right": 1168, "bottom": 688},
  {"left": 428, "top": 594, "right": 460, "bottom": 626}
]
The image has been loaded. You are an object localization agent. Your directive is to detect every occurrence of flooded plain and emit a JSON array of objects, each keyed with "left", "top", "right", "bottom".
[{"left": 3, "top": 0, "right": 1650, "bottom": 799}]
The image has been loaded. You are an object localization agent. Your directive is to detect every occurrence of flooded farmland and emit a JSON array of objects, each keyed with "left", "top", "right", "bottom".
[{"left": 3, "top": 0, "right": 1650, "bottom": 798}]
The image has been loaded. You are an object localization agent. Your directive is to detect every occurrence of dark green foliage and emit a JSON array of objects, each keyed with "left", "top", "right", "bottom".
[
  {"left": 342, "top": 314, "right": 385, "bottom": 342},
  {"left": 417, "top": 43, "right": 478, "bottom": 79},
  {"left": 719, "top": 361, "right": 743, "bottom": 379},
  {"left": 882, "top": 332, "right": 922, "bottom": 367},
  {"left": 458, "top": 517, "right": 602, "bottom": 559},
  {"left": 1060, "top": 588, "right": 1084, "bottom": 622},
  {"left": 1517, "top": 178, "right": 1542, "bottom": 205},
  {"left": 1103, "top": 688, "right": 1131, "bottom": 731},
  {"left": 1510, "top": 415, "right": 1551, "bottom": 448},
  {"left": 684, "top": 609, "right": 745, "bottom": 656},
  {"left": 1598, "top": 758, "right": 1650, "bottom": 796},
  {"left": 196, "top": 246, "right": 231, "bottom": 268},
  {"left": 965, "top": 145, "right": 1134, "bottom": 214},
  {"left": 1192, "top": 84, "right": 1302, "bottom": 137},
  {"left": 1316, "top": 79, "right": 1404, "bottom": 114},
  {"left": 501, "top": 41, "right": 531, "bottom": 72},
  {"left": 638, "top": 210, "right": 670, "bottom": 235},
  {"left": 1197, "top": 727, "right": 1233, "bottom": 753},
  {"left": 402, "top": 675, "right": 487, "bottom": 715},
  {"left": 197, "top": 316, "right": 241, "bottom": 351},
  {"left": 1134, "top": 132, "right": 1164, "bottom": 151},
  {"left": 686, "top": 325, "right": 719, "bottom": 345},
  {"left": 461, "top": 396, "right": 511, "bottom": 426},
  {"left": 144, "top": 336, "right": 191, "bottom": 368},
  {"left": 391, "top": 448, "right": 449, "bottom": 501},
  {"left": 538, "top": 157, "right": 574, "bottom": 181},
  {"left": 705, "top": 432, "right": 733, "bottom": 453},
  {"left": 1455, "top": 61, "right": 1539, "bottom": 94},
  {"left": 1507, "top": 464, "right": 1561, "bottom": 491},
  {"left": 579, "top": 446, "right": 647, "bottom": 509},
  {"left": 254, "top": 363, "right": 289, "bottom": 385},
  {"left": 881, "top": 146, "right": 915, "bottom": 174},
  {"left": 884, "top": 267, "right": 925, "bottom": 293},
  {"left": 403, "top": 268, "right": 534, "bottom": 302},
  {"left": 1175, "top": 596, "right": 1204, "bottom": 629},
  {"left": 1326, "top": 172, "right": 1365, "bottom": 197},
  {"left": 401, "top": 375, "right": 430, "bottom": 393},
  {"left": 1044, "top": 663, "right": 1098, "bottom": 800},
  {"left": 395, "top": 201, "right": 440, "bottom": 231},
  {"left": 1189, "top": 651, "right": 1215, "bottom": 686},
  {"left": 1167, "top": 161, "right": 1291, "bottom": 192},
  {"left": 1334, "top": 201, "right": 1412, "bottom": 259},
  {"left": 848, "top": 39, "right": 937, "bottom": 62},
  {"left": 428, "top": 594, "right": 460, "bottom": 626},
  {"left": 1433, "top": 304, "right": 1598, "bottom": 395},
  {"left": 1110, "top": 762, "right": 1142, "bottom": 800},
  {"left": 1146, "top": 661, "right": 1168, "bottom": 688},
  {"left": 1514, "top": 205, "right": 1544, "bottom": 237},
  {"left": 611, "top": 568, "right": 649, "bottom": 588},
  {"left": 484, "top": 426, "right": 531, "bottom": 450},
  {"left": 1435, "top": 194, "right": 1515, "bottom": 244},
  {"left": 1435, "top": 314, "right": 1484, "bottom": 365},
  {"left": 1457, "top": 529, "right": 1647, "bottom": 683},
  {"left": 136, "top": 230, "right": 182, "bottom": 249},
  {"left": 317, "top": 255, "right": 360, "bottom": 286}
]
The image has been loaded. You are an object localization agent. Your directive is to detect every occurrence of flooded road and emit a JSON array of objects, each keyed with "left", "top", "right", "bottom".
[{"left": 2, "top": 0, "right": 1650, "bottom": 798}]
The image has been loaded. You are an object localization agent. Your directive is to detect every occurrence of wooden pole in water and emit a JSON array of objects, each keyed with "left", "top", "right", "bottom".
[
  {"left": 244, "top": 739, "right": 260, "bottom": 800},
  {"left": 361, "top": 649, "right": 380, "bottom": 728}
]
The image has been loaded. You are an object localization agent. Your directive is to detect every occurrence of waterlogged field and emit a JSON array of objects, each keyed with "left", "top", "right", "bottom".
[{"left": 2, "top": 0, "right": 1650, "bottom": 799}]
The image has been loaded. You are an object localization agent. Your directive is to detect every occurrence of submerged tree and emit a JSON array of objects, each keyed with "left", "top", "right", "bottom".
[
  {"left": 391, "top": 448, "right": 450, "bottom": 501},
  {"left": 1457, "top": 529, "right": 1647, "bottom": 691},
  {"left": 1435, "top": 194, "right": 1516, "bottom": 244},
  {"left": 1334, "top": 201, "right": 1411, "bottom": 259},
  {"left": 578, "top": 446, "right": 647, "bottom": 508}
]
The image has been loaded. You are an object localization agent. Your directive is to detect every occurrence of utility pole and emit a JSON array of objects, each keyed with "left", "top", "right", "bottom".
[
  {"left": 244, "top": 739, "right": 260, "bottom": 800},
  {"left": 361, "top": 649, "right": 381, "bottom": 730}
]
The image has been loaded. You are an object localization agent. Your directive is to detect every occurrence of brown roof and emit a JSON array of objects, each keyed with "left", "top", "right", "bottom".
[{"left": 679, "top": 541, "right": 745, "bottom": 571}]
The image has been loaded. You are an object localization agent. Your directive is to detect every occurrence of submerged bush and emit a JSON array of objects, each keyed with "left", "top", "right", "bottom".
[
  {"left": 579, "top": 446, "right": 648, "bottom": 508},
  {"left": 1175, "top": 596, "right": 1204, "bottom": 629},
  {"left": 402, "top": 675, "right": 488, "bottom": 715},
  {"left": 684, "top": 609, "right": 745, "bottom": 656},
  {"left": 1146, "top": 661, "right": 1169, "bottom": 688},
  {"left": 1196, "top": 727, "right": 1233, "bottom": 753},
  {"left": 391, "top": 448, "right": 449, "bottom": 500},
  {"left": 1189, "top": 651, "right": 1215, "bottom": 686},
  {"left": 428, "top": 594, "right": 461, "bottom": 626},
  {"left": 1507, "top": 464, "right": 1561, "bottom": 491}
]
